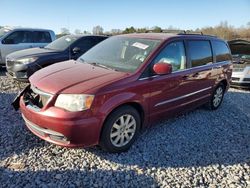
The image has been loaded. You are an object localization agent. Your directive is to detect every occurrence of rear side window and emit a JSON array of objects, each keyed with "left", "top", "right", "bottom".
[
  {"left": 3, "top": 31, "right": 33, "bottom": 44},
  {"left": 212, "top": 41, "right": 231, "bottom": 62},
  {"left": 94, "top": 36, "right": 107, "bottom": 43},
  {"left": 188, "top": 41, "right": 212, "bottom": 67},
  {"left": 33, "top": 31, "right": 52, "bottom": 43}
]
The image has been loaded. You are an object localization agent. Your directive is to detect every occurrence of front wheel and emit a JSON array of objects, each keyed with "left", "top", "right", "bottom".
[
  {"left": 100, "top": 106, "right": 141, "bottom": 153},
  {"left": 207, "top": 84, "right": 225, "bottom": 110}
]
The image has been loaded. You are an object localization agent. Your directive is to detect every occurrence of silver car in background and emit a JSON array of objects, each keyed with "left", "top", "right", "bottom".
[
  {"left": 228, "top": 39, "right": 250, "bottom": 88},
  {"left": 0, "top": 27, "right": 56, "bottom": 67}
]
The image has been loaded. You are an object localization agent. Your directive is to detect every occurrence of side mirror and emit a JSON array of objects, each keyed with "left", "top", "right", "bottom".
[
  {"left": 72, "top": 47, "right": 81, "bottom": 54},
  {"left": 153, "top": 62, "right": 172, "bottom": 75},
  {"left": 2, "top": 38, "right": 15, "bottom": 44}
]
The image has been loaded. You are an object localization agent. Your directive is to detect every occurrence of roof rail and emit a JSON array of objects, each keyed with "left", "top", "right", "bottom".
[
  {"left": 145, "top": 29, "right": 184, "bottom": 34},
  {"left": 178, "top": 30, "right": 203, "bottom": 35},
  {"left": 144, "top": 29, "right": 217, "bottom": 37},
  {"left": 178, "top": 30, "right": 217, "bottom": 38}
]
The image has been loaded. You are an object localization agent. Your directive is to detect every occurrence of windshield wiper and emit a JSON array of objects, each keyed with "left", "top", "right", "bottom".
[
  {"left": 43, "top": 47, "right": 53, "bottom": 50},
  {"left": 78, "top": 58, "right": 85, "bottom": 63},
  {"left": 88, "top": 62, "right": 118, "bottom": 71}
]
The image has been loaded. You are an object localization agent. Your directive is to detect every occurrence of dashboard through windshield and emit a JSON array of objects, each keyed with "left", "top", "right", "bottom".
[{"left": 79, "top": 36, "right": 161, "bottom": 73}]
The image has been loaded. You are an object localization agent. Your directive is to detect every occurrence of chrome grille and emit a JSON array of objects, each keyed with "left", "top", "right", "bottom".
[
  {"left": 6, "top": 59, "right": 15, "bottom": 68},
  {"left": 231, "top": 77, "right": 240, "bottom": 81},
  {"left": 243, "top": 78, "right": 250, "bottom": 82},
  {"left": 233, "top": 64, "right": 246, "bottom": 72}
]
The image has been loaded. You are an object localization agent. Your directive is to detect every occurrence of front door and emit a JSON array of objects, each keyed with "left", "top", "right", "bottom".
[{"left": 142, "top": 40, "right": 214, "bottom": 123}]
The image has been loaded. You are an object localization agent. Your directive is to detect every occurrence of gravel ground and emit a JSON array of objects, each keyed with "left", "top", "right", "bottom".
[{"left": 0, "top": 68, "right": 250, "bottom": 187}]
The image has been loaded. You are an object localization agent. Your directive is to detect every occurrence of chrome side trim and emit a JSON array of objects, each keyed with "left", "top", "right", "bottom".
[
  {"left": 139, "top": 75, "right": 159, "bottom": 81},
  {"left": 155, "top": 86, "right": 212, "bottom": 107}
]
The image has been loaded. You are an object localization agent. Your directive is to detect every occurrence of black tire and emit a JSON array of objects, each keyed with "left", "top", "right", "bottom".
[
  {"left": 100, "top": 106, "right": 141, "bottom": 153},
  {"left": 206, "top": 84, "right": 225, "bottom": 110}
]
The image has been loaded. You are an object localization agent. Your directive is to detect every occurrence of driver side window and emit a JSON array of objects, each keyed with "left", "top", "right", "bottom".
[
  {"left": 4, "top": 31, "right": 32, "bottom": 44},
  {"left": 154, "top": 41, "right": 186, "bottom": 72},
  {"left": 73, "top": 38, "right": 96, "bottom": 53}
]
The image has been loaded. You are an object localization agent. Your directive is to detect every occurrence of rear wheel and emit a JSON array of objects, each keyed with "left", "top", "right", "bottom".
[
  {"left": 100, "top": 106, "right": 141, "bottom": 153},
  {"left": 207, "top": 84, "right": 225, "bottom": 110}
]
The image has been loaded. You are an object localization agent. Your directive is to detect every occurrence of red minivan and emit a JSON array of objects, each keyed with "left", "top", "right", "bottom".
[{"left": 14, "top": 33, "right": 232, "bottom": 153}]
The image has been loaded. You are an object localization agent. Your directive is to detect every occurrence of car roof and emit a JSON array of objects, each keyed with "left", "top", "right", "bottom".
[
  {"left": 119, "top": 33, "right": 177, "bottom": 40},
  {"left": 119, "top": 33, "right": 220, "bottom": 41},
  {"left": 5, "top": 27, "right": 53, "bottom": 32},
  {"left": 60, "top": 34, "right": 108, "bottom": 40},
  {"left": 70, "top": 34, "right": 108, "bottom": 37}
]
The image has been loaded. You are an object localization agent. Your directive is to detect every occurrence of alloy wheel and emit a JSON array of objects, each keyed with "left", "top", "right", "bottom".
[
  {"left": 110, "top": 114, "right": 136, "bottom": 147},
  {"left": 213, "top": 86, "right": 223, "bottom": 107}
]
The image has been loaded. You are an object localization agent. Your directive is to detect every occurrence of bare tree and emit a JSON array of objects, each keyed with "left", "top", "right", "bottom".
[
  {"left": 247, "top": 21, "right": 250, "bottom": 28},
  {"left": 83, "top": 30, "right": 91, "bottom": 34},
  {"left": 61, "top": 28, "right": 70, "bottom": 35},
  {"left": 111, "top": 29, "right": 122, "bottom": 35},
  {"left": 92, "top": 25, "right": 104, "bottom": 35},
  {"left": 74, "top": 29, "right": 81, "bottom": 34}
]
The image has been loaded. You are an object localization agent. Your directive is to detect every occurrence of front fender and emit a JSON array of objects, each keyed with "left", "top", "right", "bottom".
[{"left": 97, "top": 92, "right": 148, "bottom": 126}]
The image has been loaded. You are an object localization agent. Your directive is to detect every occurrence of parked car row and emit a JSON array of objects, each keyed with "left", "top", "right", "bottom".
[
  {"left": 11, "top": 32, "right": 233, "bottom": 153},
  {"left": 1, "top": 27, "right": 248, "bottom": 89},
  {"left": 6, "top": 34, "right": 107, "bottom": 81}
]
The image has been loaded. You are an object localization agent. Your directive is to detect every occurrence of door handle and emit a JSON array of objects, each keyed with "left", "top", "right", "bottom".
[
  {"left": 182, "top": 73, "right": 199, "bottom": 79},
  {"left": 182, "top": 75, "right": 189, "bottom": 80},
  {"left": 192, "top": 72, "right": 200, "bottom": 77},
  {"left": 214, "top": 65, "right": 222, "bottom": 69}
]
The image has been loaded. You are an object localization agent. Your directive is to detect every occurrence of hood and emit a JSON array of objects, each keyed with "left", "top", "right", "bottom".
[
  {"left": 228, "top": 40, "right": 250, "bottom": 55},
  {"left": 7, "top": 47, "right": 61, "bottom": 60},
  {"left": 229, "top": 41, "right": 250, "bottom": 65},
  {"left": 30, "top": 60, "right": 129, "bottom": 94}
]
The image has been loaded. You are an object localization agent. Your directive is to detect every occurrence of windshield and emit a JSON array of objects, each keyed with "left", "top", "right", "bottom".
[
  {"left": 78, "top": 36, "right": 161, "bottom": 73},
  {"left": 45, "top": 35, "right": 79, "bottom": 51},
  {"left": 0, "top": 28, "right": 12, "bottom": 38}
]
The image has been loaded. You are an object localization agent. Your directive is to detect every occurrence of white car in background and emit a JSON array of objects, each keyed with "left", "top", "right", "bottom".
[
  {"left": 0, "top": 27, "right": 56, "bottom": 67},
  {"left": 228, "top": 39, "right": 250, "bottom": 88}
]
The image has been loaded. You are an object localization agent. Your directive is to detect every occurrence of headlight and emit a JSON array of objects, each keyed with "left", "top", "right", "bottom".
[
  {"left": 55, "top": 94, "right": 95, "bottom": 112},
  {"left": 247, "top": 68, "right": 250, "bottom": 75},
  {"left": 16, "top": 57, "right": 38, "bottom": 64}
]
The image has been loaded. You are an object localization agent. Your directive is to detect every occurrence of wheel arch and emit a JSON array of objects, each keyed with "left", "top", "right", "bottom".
[
  {"left": 218, "top": 79, "right": 228, "bottom": 91},
  {"left": 98, "top": 101, "right": 146, "bottom": 143}
]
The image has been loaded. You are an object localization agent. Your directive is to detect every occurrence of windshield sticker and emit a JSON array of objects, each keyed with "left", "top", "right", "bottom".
[
  {"left": 65, "top": 38, "right": 72, "bottom": 42},
  {"left": 132, "top": 42, "right": 149, "bottom": 50}
]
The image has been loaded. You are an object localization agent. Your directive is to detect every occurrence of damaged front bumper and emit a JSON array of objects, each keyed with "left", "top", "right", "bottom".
[{"left": 12, "top": 84, "right": 31, "bottom": 110}]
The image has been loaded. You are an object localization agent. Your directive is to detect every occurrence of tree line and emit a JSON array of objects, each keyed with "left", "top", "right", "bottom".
[
  {"left": 59, "top": 21, "right": 250, "bottom": 40},
  {"left": 1, "top": 21, "right": 250, "bottom": 40}
]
